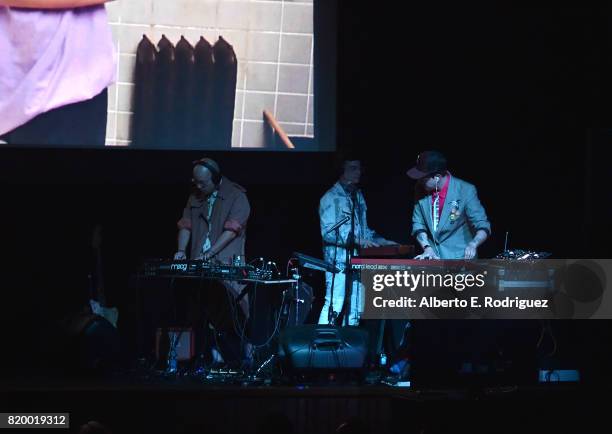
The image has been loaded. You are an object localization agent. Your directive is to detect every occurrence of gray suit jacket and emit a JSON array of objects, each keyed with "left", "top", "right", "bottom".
[{"left": 411, "top": 176, "right": 491, "bottom": 259}]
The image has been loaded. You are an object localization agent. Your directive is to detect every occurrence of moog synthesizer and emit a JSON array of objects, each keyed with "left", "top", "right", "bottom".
[{"left": 142, "top": 259, "right": 275, "bottom": 281}]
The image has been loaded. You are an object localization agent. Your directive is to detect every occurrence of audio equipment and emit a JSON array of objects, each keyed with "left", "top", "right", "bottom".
[
  {"left": 278, "top": 325, "right": 370, "bottom": 381},
  {"left": 141, "top": 259, "right": 277, "bottom": 281}
]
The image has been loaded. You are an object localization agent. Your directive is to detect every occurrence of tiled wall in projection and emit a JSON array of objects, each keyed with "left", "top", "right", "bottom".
[{"left": 105, "top": 0, "right": 314, "bottom": 148}]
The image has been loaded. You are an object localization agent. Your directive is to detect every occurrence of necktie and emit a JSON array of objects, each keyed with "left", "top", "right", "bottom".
[
  {"left": 202, "top": 191, "right": 218, "bottom": 253},
  {"left": 432, "top": 193, "right": 440, "bottom": 232}
]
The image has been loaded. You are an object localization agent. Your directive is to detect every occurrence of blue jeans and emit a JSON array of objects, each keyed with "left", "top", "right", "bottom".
[{"left": 318, "top": 271, "right": 364, "bottom": 326}]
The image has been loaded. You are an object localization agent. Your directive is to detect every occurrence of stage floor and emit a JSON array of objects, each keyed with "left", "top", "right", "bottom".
[{"left": 0, "top": 372, "right": 605, "bottom": 434}]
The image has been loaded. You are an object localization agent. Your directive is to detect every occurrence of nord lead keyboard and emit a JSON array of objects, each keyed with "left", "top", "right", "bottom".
[
  {"left": 141, "top": 259, "right": 275, "bottom": 281},
  {"left": 350, "top": 258, "right": 469, "bottom": 270},
  {"left": 358, "top": 244, "right": 415, "bottom": 258}
]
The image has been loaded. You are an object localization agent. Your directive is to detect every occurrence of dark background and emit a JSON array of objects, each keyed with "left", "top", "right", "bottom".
[{"left": 0, "top": 4, "right": 611, "bottom": 376}]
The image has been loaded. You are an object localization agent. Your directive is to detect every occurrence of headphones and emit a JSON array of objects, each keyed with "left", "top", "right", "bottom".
[{"left": 193, "top": 158, "right": 222, "bottom": 185}]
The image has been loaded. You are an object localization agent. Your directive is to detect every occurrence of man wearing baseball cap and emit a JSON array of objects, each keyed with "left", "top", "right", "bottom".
[{"left": 407, "top": 151, "right": 491, "bottom": 259}]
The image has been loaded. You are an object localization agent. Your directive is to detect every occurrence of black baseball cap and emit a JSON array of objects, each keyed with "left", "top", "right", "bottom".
[{"left": 406, "top": 151, "right": 447, "bottom": 179}]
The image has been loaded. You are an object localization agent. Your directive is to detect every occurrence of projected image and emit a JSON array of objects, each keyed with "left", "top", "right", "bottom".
[{"left": 0, "top": 0, "right": 319, "bottom": 151}]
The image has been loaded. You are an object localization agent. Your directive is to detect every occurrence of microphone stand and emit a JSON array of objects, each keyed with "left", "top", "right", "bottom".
[
  {"left": 340, "top": 190, "right": 357, "bottom": 326},
  {"left": 328, "top": 226, "right": 340, "bottom": 325},
  {"left": 326, "top": 216, "right": 350, "bottom": 325}
]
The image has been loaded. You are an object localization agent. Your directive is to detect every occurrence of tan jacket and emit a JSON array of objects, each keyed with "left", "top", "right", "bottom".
[{"left": 178, "top": 176, "right": 250, "bottom": 264}]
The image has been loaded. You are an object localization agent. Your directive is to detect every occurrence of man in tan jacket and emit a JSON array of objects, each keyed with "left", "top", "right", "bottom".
[{"left": 174, "top": 158, "right": 251, "bottom": 365}]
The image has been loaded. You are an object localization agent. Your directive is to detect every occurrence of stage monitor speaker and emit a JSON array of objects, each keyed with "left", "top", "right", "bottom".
[{"left": 278, "top": 325, "right": 369, "bottom": 377}]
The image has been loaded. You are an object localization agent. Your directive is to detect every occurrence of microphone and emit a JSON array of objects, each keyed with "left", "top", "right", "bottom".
[{"left": 325, "top": 215, "right": 350, "bottom": 234}]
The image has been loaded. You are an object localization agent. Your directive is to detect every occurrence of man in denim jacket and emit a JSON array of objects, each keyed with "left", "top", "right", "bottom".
[{"left": 319, "top": 158, "right": 396, "bottom": 325}]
